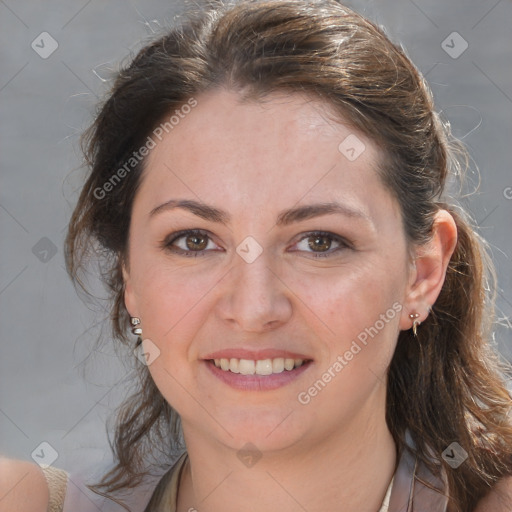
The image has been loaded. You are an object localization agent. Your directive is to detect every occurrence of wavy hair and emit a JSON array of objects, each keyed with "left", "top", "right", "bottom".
[{"left": 65, "top": 1, "right": 512, "bottom": 510}]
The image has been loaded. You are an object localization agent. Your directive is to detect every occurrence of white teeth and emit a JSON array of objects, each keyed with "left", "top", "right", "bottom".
[
  {"left": 229, "top": 358, "right": 240, "bottom": 373},
  {"left": 284, "top": 358, "right": 295, "bottom": 371},
  {"left": 239, "top": 359, "right": 255, "bottom": 375},
  {"left": 272, "top": 357, "right": 284, "bottom": 373},
  {"left": 255, "top": 359, "right": 273, "bottom": 376},
  {"left": 212, "top": 357, "right": 306, "bottom": 375}
]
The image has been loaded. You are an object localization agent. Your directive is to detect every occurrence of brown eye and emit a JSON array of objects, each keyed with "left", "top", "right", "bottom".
[
  {"left": 164, "top": 229, "right": 217, "bottom": 257},
  {"left": 292, "top": 231, "right": 350, "bottom": 258},
  {"left": 307, "top": 234, "right": 332, "bottom": 252},
  {"left": 185, "top": 233, "right": 208, "bottom": 251}
]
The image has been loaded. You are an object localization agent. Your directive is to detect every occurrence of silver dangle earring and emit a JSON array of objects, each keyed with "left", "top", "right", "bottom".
[
  {"left": 409, "top": 313, "right": 420, "bottom": 337},
  {"left": 131, "top": 317, "right": 142, "bottom": 346}
]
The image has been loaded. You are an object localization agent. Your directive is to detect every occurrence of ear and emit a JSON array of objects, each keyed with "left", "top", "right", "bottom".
[
  {"left": 122, "top": 262, "right": 138, "bottom": 318},
  {"left": 399, "top": 209, "right": 458, "bottom": 331}
]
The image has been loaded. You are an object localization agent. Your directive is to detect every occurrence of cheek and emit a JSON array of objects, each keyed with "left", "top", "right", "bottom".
[
  {"left": 134, "top": 264, "right": 219, "bottom": 416},
  {"left": 297, "top": 261, "right": 404, "bottom": 386},
  {"left": 133, "top": 260, "right": 222, "bottom": 360},
  {"left": 295, "top": 276, "right": 402, "bottom": 419},
  {"left": 302, "top": 260, "right": 402, "bottom": 332}
]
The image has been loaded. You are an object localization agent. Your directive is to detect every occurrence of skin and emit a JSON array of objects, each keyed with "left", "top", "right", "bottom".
[
  {"left": 0, "top": 459, "right": 48, "bottom": 512},
  {"left": 123, "top": 88, "right": 457, "bottom": 512},
  {"left": 475, "top": 476, "right": 512, "bottom": 511}
]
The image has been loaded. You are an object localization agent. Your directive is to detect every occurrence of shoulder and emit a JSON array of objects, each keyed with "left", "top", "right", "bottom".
[
  {"left": 0, "top": 457, "right": 49, "bottom": 512},
  {"left": 474, "top": 476, "right": 512, "bottom": 512}
]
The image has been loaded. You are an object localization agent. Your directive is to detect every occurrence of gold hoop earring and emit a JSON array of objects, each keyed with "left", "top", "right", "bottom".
[{"left": 409, "top": 313, "right": 420, "bottom": 337}]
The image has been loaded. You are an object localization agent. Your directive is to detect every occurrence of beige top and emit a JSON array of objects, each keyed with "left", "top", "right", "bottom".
[{"left": 40, "top": 466, "right": 68, "bottom": 512}]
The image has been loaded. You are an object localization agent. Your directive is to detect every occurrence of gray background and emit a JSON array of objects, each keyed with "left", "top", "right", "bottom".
[{"left": 1, "top": 0, "right": 511, "bottom": 477}]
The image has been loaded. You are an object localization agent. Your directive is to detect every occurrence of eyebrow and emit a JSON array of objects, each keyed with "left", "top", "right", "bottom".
[{"left": 149, "top": 199, "right": 372, "bottom": 227}]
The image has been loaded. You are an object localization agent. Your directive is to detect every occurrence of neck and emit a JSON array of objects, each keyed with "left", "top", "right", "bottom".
[{"left": 176, "top": 392, "right": 396, "bottom": 512}]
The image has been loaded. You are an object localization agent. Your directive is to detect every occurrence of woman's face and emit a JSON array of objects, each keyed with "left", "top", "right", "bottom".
[{"left": 124, "top": 89, "right": 414, "bottom": 452}]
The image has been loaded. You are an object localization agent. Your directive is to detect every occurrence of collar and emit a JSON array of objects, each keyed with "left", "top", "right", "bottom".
[
  {"left": 144, "top": 430, "right": 449, "bottom": 512},
  {"left": 388, "top": 430, "right": 449, "bottom": 512}
]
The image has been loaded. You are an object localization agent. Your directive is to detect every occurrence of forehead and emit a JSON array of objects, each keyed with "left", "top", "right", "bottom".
[{"left": 137, "top": 88, "right": 394, "bottom": 223}]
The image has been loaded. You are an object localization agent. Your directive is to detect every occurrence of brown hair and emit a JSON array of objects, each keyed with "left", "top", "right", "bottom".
[{"left": 65, "top": 1, "right": 512, "bottom": 510}]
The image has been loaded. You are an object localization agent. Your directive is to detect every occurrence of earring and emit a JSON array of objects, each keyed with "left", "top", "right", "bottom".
[
  {"left": 131, "top": 317, "right": 143, "bottom": 346},
  {"left": 409, "top": 313, "right": 420, "bottom": 337}
]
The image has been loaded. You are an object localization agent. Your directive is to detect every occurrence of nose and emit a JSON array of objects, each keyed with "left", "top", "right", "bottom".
[{"left": 215, "top": 249, "right": 293, "bottom": 333}]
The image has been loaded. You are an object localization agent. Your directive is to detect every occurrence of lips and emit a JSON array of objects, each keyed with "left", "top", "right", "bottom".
[
  {"left": 203, "top": 348, "right": 312, "bottom": 362},
  {"left": 202, "top": 349, "right": 313, "bottom": 390}
]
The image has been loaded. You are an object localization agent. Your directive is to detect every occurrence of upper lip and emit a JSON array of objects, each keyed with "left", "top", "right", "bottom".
[{"left": 202, "top": 348, "right": 313, "bottom": 361}]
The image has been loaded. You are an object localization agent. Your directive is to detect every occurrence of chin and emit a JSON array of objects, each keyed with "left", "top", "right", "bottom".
[{"left": 212, "top": 406, "right": 307, "bottom": 452}]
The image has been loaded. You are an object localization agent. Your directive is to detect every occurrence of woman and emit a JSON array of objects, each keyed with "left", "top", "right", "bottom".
[{"left": 2, "top": 1, "right": 511, "bottom": 511}]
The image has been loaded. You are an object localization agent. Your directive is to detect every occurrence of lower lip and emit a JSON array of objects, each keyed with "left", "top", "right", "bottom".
[{"left": 204, "top": 360, "right": 313, "bottom": 391}]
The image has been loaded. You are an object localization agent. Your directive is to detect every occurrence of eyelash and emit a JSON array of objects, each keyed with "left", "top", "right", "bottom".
[{"left": 162, "top": 229, "right": 352, "bottom": 258}]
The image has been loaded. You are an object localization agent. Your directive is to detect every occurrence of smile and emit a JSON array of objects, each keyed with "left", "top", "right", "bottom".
[
  {"left": 212, "top": 357, "right": 306, "bottom": 375},
  {"left": 205, "top": 357, "right": 313, "bottom": 391}
]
